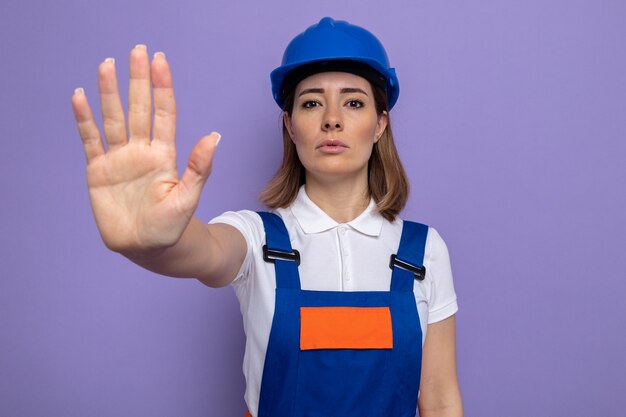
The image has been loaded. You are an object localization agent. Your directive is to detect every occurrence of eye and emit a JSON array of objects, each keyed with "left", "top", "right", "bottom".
[
  {"left": 302, "top": 100, "right": 320, "bottom": 109},
  {"left": 347, "top": 99, "right": 364, "bottom": 108}
]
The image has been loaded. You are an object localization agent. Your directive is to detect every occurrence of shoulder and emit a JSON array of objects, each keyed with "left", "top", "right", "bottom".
[
  {"left": 392, "top": 218, "right": 449, "bottom": 258},
  {"left": 208, "top": 209, "right": 264, "bottom": 242},
  {"left": 396, "top": 219, "right": 452, "bottom": 278},
  {"left": 209, "top": 208, "right": 263, "bottom": 226},
  {"left": 425, "top": 226, "right": 450, "bottom": 264},
  {"left": 421, "top": 225, "right": 458, "bottom": 323},
  {"left": 208, "top": 209, "right": 271, "bottom": 287},
  {"left": 208, "top": 208, "right": 299, "bottom": 252}
]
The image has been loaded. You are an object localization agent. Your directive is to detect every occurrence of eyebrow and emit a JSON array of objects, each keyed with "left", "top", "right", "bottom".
[{"left": 298, "top": 87, "right": 369, "bottom": 97}]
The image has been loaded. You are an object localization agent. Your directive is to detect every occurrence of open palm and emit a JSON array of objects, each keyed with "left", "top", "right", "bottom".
[{"left": 71, "top": 46, "right": 220, "bottom": 254}]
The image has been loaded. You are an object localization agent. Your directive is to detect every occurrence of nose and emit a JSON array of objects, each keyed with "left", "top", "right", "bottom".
[
  {"left": 324, "top": 120, "right": 342, "bottom": 130},
  {"left": 322, "top": 104, "right": 343, "bottom": 131}
]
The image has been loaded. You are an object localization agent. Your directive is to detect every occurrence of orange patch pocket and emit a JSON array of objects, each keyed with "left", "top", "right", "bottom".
[{"left": 300, "top": 306, "right": 393, "bottom": 350}]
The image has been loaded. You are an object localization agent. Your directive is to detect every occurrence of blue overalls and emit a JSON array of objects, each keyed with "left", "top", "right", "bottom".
[{"left": 252, "top": 211, "right": 428, "bottom": 417}]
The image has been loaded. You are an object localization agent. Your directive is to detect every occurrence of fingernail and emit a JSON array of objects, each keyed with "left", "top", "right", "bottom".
[
  {"left": 104, "top": 57, "right": 115, "bottom": 64},
  {"left": 134, "top": 44, "right": 147, "bottom": 50},
  {"left": 74, "top": 87, "right": 84, "bottom": 95},
  {"left": 213, "top": 132, "right": 221, "bottom": 146},
  {"left": 154, "top": 51, "right": 166, "bottom": 59}
]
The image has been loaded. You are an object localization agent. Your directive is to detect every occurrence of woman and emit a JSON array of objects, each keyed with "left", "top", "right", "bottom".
[{"left": 71, "top": 17, "right": 462, "bottom": 417}]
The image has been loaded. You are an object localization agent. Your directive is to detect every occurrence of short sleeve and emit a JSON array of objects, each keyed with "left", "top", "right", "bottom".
[
  {"left": 208, "top": 210, "right": 264, "bottom": 285},
  {"left": 424, "top": 227, "right": 458, "bottom": 323}
]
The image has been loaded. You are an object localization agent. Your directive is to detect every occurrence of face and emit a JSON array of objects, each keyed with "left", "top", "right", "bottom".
[{"left": 284, "top": 71, "right": 388, "bottom": 183}]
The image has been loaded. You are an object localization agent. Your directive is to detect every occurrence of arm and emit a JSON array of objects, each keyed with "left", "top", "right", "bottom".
[
  {"left": 125, "top": 218, "right": 247, "bottom": 288},
  {"left": 71, "top": 46, "right": 245, "bottom": 288},
  {"left": 418, "top": 315, "right": 463, "bottom": 417}
]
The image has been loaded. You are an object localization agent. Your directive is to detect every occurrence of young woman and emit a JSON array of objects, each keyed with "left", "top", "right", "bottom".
[{"left": 71, "top": 17, "right": 462, "bottom": 417}]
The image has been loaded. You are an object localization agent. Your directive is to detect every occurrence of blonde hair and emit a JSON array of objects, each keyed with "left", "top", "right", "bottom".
[{"left": 260, "top": 82, "right": 409, "bottom": 222}]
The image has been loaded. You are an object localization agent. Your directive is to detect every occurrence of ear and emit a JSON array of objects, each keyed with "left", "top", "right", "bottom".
[
  {"left": 375, "top": 110, "right": 388, "bottom": 143},
  {"left": 283, "top": 111, "right": 295, "bottom": 140}
]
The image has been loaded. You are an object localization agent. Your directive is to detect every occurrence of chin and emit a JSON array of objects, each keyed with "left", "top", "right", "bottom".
[{"left": 308, "top": 165, "right": 366, "bottom": 182}]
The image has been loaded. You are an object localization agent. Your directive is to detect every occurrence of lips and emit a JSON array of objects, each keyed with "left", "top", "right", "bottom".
[
  {"left": 316, "top": 139, "right": 348, "bottom": 154},
  {"left": 317, "top": 139, "right": 348, "bottom": 149}
]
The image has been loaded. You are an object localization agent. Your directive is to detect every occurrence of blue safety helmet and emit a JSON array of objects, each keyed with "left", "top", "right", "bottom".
[{"left": 270, "top": 17, "right": 400, "bottom": 110}]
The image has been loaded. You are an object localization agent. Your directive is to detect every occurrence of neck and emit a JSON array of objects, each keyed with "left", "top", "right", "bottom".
[{"left": 304, "top": 173, "right": 371, "bottom": 223}]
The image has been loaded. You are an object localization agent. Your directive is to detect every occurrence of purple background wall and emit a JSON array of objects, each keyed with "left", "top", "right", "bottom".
[{"left": 1, "top": 0, "right": 625, "bottom": 415}]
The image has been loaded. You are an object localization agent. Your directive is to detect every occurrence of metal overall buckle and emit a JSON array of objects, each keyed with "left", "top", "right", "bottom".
[
  {"left": 389, "top": 254, "right": 426, "bottom": 281},
  {"left": 263, "top": 245, "right": 301, "bottom": 266}
]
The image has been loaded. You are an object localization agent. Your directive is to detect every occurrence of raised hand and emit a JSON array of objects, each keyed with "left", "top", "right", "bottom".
[{"left": 71, "top": 45, "right": 221, "bottom": 256}]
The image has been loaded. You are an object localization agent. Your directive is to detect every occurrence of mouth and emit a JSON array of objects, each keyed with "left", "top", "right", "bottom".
[
  {"left": 316, "top": 139, "right": 348, "bottom": 149},
  {"left": 316, "top": 139, "right": 349, "bottom": 154}
]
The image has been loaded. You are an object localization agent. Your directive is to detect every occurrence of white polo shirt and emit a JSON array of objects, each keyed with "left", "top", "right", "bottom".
[{"left": 209, "top": 186, "right": 458, "bottom": 416}]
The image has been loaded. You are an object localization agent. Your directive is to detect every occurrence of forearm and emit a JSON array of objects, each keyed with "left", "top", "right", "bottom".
[
  {"left": 418, "top": 400, "right": 463, "bottom": 417},
  {"left": 418, "top": 316, "right": 463, "bottom": 417},
  {"left": 418, "top": 367, "right": 463, "bottom": 417},
  {"left": 122, "top": 216, "right": 214, "bottom": 279}
]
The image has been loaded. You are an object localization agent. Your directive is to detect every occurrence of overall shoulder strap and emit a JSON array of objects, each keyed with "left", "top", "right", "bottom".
[
  {"left": 257, "top": 211, "right": 301, "bottom": 290},
  {"left": 390, "top": 220, "right": 429, "bottom": 292}
]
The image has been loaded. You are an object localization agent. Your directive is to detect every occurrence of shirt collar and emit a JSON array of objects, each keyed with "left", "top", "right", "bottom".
[{"left": 290, "top": 185, "right": 384, "bottom": 236}]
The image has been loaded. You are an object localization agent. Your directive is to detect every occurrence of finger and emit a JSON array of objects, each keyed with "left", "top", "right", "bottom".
[
  {"left": 128, "top": 44, "right": 151, "bottom": 144},
  {"left": 98, "top": 57, "right": 128, "bottom": 150},
  {"left": 71, "top": 88, "right": 105, "bottom": 163},
  {"left": 179, "top": 132, "right": 221, "bottom": 202},
  {"left": 151, "top": 52, "right": 176, "bottom": 149}
]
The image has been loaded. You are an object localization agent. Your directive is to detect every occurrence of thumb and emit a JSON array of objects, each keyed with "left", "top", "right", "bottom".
[{"left": 179, "top": 131, "right": 221, "bottom": 199}]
